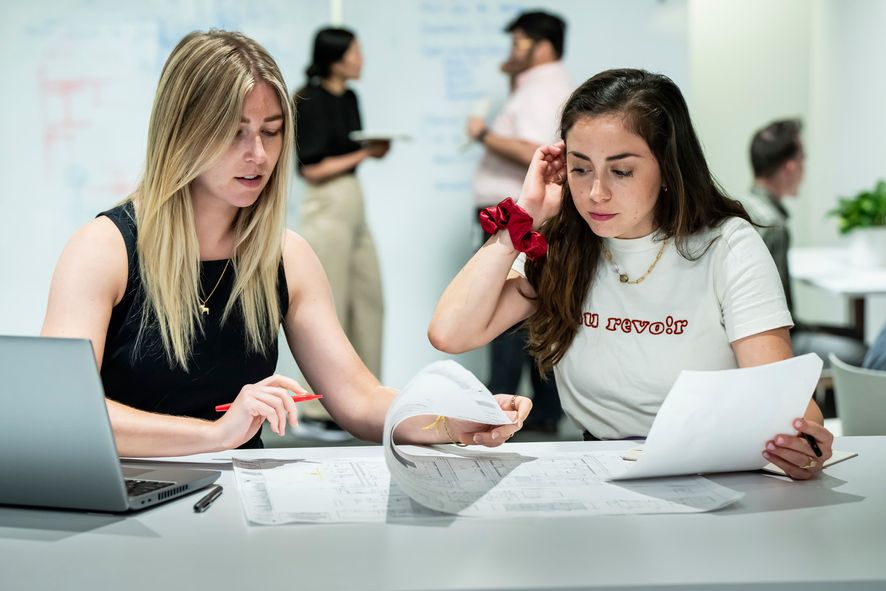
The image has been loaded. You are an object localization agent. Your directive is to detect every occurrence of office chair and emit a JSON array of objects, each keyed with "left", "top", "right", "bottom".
[{"left": 829, "top": 353, "right": 886, "bottom": 436}]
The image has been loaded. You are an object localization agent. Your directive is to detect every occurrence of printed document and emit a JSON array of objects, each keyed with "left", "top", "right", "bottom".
[{"left": 234, "top": 361, "right": 742, "bottom": 524}]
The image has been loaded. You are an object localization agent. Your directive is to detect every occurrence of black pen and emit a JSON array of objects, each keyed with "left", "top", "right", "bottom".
[
  {"left": 193, "top": 484, "right": 223, "bottom": 513},
  {"left": 801, "top": 433, "right": 823, "bottom": 457}
]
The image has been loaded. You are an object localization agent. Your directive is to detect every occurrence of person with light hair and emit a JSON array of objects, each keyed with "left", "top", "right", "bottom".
[{"left": 41, "top": 30, "right": 530, "bottom": 456}]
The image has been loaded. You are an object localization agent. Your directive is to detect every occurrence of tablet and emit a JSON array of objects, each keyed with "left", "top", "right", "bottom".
[{"left": 349, "top": 131, "right": 412, "bottom": 143}]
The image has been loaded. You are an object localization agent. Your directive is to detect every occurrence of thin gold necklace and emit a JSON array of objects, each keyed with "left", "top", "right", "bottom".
[
  {"left": 198, "top": 259, "right": 231, "bottom": 315},
  {"left": 601, "top": 239, "right": 668, "bottom": 285}
]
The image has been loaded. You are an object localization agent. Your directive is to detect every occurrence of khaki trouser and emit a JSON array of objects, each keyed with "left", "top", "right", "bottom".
[{"left": 298, "top": 174, "right": 384, "bottom": 419}]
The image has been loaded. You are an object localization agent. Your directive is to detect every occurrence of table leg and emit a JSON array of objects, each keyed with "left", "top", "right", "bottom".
[{"left": 850, "top": 297, "right": 866, "bottom": 342}]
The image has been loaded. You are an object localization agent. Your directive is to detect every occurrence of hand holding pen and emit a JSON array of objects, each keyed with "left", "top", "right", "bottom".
[
  {"left": 762, "top": 418, "right": 834, "bottom": 481},
  {"left": 209, "top": 374, "right": 322, "bottom": 449},
  {"left": 215, "top": 393, "right": 322, "bottom": 412}
]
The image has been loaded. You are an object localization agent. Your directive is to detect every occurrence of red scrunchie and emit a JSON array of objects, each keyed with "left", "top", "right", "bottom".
[{"left": 479, "top": 198, "right": 548, "bottom": 259}]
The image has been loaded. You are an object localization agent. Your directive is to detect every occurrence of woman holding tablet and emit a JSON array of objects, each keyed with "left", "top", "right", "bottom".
[{"left": 294, "top": 27, "right": 388, "bottom": 400}]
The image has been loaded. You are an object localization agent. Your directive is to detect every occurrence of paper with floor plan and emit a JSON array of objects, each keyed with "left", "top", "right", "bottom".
[
  {"left": 233, "top": 449, "right": 742, "bottom": 524},
  {"left": 611, "top": 353, "right": 824, "bottom": 481},
  {"left": 233, "top": 361, "right": 742, "bottom": 524}
]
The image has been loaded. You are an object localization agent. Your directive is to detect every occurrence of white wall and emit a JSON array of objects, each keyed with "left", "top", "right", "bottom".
[
  {"left": 806, "top": 0, "right": 886, "bottom": 337},
  {"left": 688, "top": 0, "right": 813, "bottom": 200},
  {"left": 806, "top": 0, "right": 886, "bottom": 244}
]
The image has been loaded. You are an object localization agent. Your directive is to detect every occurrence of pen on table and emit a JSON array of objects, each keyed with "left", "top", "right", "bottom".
[
  {"left": 215, "top": 393, "right": 323, "bottom": 412},
  {"left": 194, "top": 484, "right": 223, "bottom": 513},
  {"left": 802, "top": 433, "right": 823, "bottom": 457}
]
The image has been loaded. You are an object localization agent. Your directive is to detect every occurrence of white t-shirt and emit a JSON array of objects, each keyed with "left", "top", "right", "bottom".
[{"left": 513, "top": 217, "right": 793, "bottom": 439}]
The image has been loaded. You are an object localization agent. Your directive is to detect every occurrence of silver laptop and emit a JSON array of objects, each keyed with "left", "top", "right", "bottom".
[{"left": 0, "top": 335, "right": 220, "bottom": 512}]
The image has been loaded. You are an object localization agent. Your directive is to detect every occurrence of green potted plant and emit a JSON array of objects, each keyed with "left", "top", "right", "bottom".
[{"left": 829, "top": 180, "right": 886, "bottom": 268}]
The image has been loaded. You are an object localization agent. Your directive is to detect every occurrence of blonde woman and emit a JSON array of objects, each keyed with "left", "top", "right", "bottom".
[{"left": 41, "top": 30, "right": 530, "bottom": 457}]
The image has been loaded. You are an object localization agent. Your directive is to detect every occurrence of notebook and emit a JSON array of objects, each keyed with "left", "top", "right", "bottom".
[
  {"left": 620, "top": 446, "right": 858, "bottom": 475},
  {"left": 0, "top": 335, "right": 220, "bottom": 512}
]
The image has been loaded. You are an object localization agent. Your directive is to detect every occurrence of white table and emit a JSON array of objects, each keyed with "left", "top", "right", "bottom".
[
  {"left": 2, "top": 438, "right": 885, "bottom": 591},
  {"left": 790, "top": 246, "right": 886, "bottom": 341}
]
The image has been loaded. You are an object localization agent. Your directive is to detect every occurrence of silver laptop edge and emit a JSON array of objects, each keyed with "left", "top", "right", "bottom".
[{"left": 0, "top": 335, "right": 219, "bottom": 512}]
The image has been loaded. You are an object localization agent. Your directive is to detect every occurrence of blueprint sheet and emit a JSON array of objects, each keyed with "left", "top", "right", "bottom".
[
  {"left": 234, "top": 361, "right": 742, "bottom": 525},
  {"left": 233, "top": 449, "right": 741, "bottom": 525}
]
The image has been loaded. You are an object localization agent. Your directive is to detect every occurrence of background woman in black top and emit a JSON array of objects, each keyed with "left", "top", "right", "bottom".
[
  {"left": 40, "top": 30, "right": 531, "bottom": 456},
  {"left": 294, "top": 28, "right": 389, "bottom": 401}
]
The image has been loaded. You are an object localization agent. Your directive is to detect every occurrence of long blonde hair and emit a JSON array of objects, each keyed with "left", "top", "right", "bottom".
[{"left": 133, "top": 30, "right": 294, "bottom": 369}]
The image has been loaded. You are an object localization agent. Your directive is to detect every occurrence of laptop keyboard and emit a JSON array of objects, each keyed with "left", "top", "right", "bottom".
[{"left": 126, "top": 478, "right": 172, "bottom": 497}]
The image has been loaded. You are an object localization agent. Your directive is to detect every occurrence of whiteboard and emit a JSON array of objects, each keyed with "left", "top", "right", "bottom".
[{"left": 0, "top": 0, "right": 687, "bottom": 387}]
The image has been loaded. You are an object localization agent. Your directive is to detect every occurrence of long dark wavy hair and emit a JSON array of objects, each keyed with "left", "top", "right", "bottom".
[{"left": 524, "top": 68, "right": 751, "bottom": 373}]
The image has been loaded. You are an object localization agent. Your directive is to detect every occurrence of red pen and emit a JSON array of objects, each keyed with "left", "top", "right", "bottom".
[{"left": 215, "top": 394, "right": 323, "bottom": 412}]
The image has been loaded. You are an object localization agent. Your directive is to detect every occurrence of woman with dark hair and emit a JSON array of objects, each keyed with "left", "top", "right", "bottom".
[
  {"left": 430, "top": 68, "right": 834, "bottom": 480},
  {"left": 292, "top": 28, "right": 389, "bottom": 433}
]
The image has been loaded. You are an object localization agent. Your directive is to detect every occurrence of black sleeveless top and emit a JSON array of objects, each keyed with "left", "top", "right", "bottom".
[{"left": 99, "top": 202, "right": 289, "bottom": 449}]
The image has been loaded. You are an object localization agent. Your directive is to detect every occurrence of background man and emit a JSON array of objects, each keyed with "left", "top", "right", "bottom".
[
  {"left": 466, "top": 10, "right": 573, "bottom": 433},
  {"left": 742, "top": 119, "right": 867, "bottom": 373}
]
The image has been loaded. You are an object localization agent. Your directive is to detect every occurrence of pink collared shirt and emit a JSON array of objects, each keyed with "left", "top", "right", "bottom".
[{"left": 473, "top": 61, "right": 574, "bottom": 207}]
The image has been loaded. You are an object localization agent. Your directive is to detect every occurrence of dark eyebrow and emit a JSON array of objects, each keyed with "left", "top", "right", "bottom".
[
  {"left": 567, "top": 150, "right": 642, "bottom": 162},
  {"left": 606, "top": 152, "right": 641, "bottom": 162},
  {"left": 241, "top": 114, "right": 284, "bottom": 123}
]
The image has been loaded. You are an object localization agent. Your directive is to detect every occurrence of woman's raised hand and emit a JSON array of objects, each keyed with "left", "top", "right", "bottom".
[
  {"left": 212, "top": 374, "right": 308, "bottom": 449},
  {"left": 516, "top": 142, "right": 567, "bottom": 229}
]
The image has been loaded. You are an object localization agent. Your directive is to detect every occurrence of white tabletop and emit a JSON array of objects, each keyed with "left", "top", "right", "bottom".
[
  {"left": 2, "top": 438, "right": 885, "bottom": 591},
  {"left": 790, "top": 247, "right": 886, "bottom": 296}
]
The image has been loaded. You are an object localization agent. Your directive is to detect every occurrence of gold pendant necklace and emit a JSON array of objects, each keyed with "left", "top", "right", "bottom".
[
  {"left": 199, "top": 259, "right": 231, "bottom": 315},
  {"left": 601, "top": 239, "right": 668, "bottom": 285}
]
